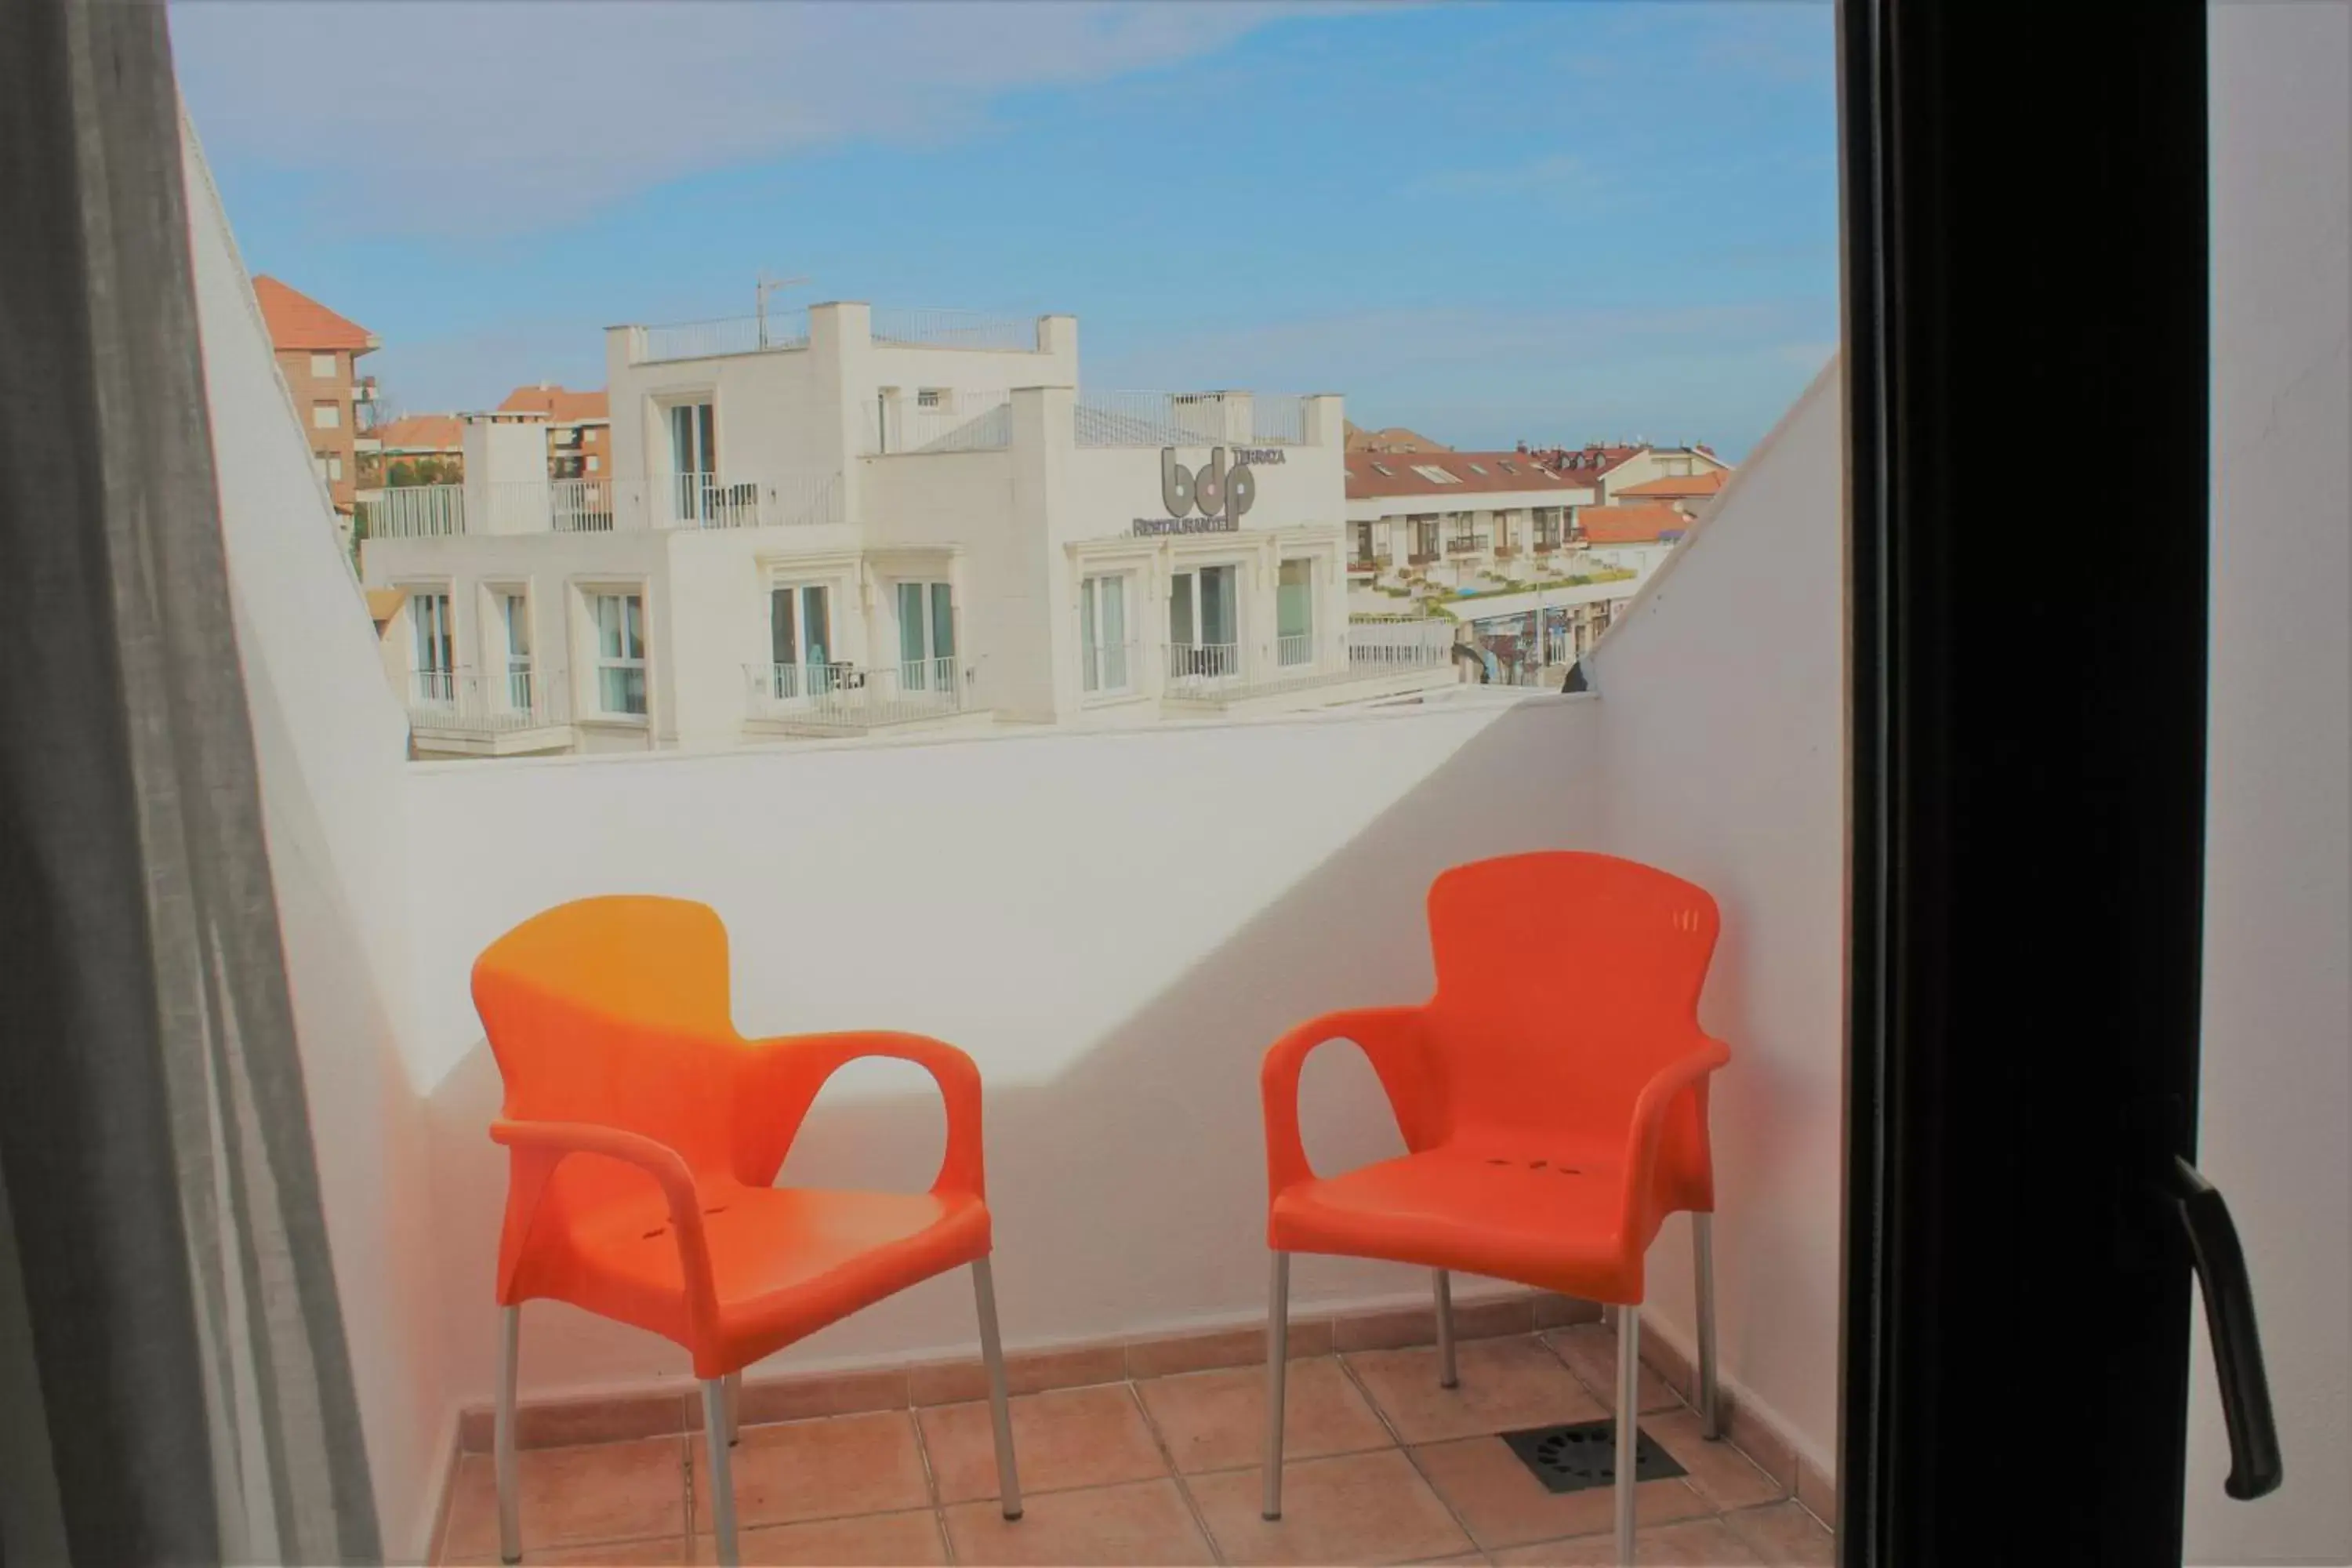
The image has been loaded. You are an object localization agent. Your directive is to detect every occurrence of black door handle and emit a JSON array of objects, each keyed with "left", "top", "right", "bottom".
[{"left": 2168, "top": 1156, "right": 2283, "bottom": 1500}]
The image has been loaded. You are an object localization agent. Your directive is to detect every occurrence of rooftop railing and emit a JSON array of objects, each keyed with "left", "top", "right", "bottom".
[
  {"left": 405, "top": 670, "right": 571, "bottom": 739},
  {"left": 869, "top": 308, "right": 1042, "bottom": 352},
  {"left": 359, "top": 474, "right": 843, "bottom": 539},
  {"left": 1074, "top": 391, "right": 1313, "bottom": 448},
  {"left": 743, "top": 657, "right": 966, "bottom": 734},
  {"left": 636, "top": 310, "right": 811, "bottom": 364}
]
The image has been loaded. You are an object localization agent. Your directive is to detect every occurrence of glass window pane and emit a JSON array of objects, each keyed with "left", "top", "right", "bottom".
[
  {"left": 771, "top": 587, "right": 797, "bottom": 666},
  {"left": 1170, "top": 572, "right": 1193, "bottom": 647},
  {"left": 1278, "top": 558, "right": 1312, "bottom": 655},
  {"left": 1080, "top": 579, "right": 1099, "bottom": 691},
  {"left": 931, "top": 583, "right": 956, "bottom": 660},
  {"left": 625, "top": 595, "right": 644, "bottom": 659},
  {"left": 900, "top": 582, "right": 926, "bottom": 664},
  {"left": 803, "top": 586, "right": 829, "bottom": 666},
  {"left": 597, "top": 594, "right": 620, "bottom": 659},
  {"left": 1203, "top": 565, "right": 1236, "bottom": 647}
]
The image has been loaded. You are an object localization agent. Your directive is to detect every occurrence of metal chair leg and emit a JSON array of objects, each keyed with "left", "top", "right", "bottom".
[
  {"left": 1432, "top": 1269, "right": 1458, "bottom": 1388},
  {"left": 702, "top": 1378, "right": 739, "bottom": 1566},
  {"left": 972, "top": 1256, "right": 1024, "bottom": 1521},
  {"left": 1694, "top": 1212, "right": 1722, "bottom": 1439},
  {"left": 1262, "top": 1251, "right": 1290, "bottom": 1520},
  {"left": 724, "top": 1369, "right": 742, "bottom": 1446},
  {"left": 495, "top": 1305, "right": 521, "bottom": 1565},
  {"left": 1616, "top": 1304, "right": 1640, "bottom": 1567}
]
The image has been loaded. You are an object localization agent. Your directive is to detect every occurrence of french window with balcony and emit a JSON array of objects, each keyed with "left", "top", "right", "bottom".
[
  {"left": 590, "top": 590, "right": 647, "bottom": 716},
  {"left": 1078, "top": 572, "right": 1130, "bottom": 695}
]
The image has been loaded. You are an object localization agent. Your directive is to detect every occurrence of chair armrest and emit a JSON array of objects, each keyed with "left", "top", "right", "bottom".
[
  {"left": 737, "top": 1031, "right": 988, "bottom": 1200},
  {"left": 490, "top": 1119, "right": 718, "bottom": 1338},
  {"left": 1261, "top": 1006, "right": 1438, "bottom": 1201},
  {"left": 1613, "top": 1036, "right": 1731, "bottom": 1244}
]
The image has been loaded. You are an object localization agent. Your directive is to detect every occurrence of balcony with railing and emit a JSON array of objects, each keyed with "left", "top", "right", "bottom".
[
  {"left": 360, "top": 474, "right": 843, "bottom": 541},
  {"left": 870, "top": 307, "right": 1043, "bottom": 352},
  {"left": 1158, "top": 624, "right": 1458, "bottom": 710},
  {"left": 742, "top": 656, "right": 968, "bottom": 736},
  {"left": 404, "top": 670, "right": 572, "bottom": 756},
  {"left": 1445, "top": 534, "right": 1490, "bottom": 556}
]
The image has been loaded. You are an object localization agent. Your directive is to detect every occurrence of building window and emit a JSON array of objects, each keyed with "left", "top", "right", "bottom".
[
  {"left": 325, "top": 454, "right": 343, "bottom": 481},
  {"left": 666, "top": 399, "right": 717, "bottom": 522},
  {"left": 1277, "top": 558, "right": 1314, "bottom": 666},
  {"left": 916, "top": 388, "right": 945, "bottom": 409},
  {"left": 896, "top": 581, "right": 955, "bottom": 688},
  {"left": 1168, "top": 563, "right": 1240, "bottom": 681},
  {"left": 1352, "top": 521, "right": 1375, "bottom": 564},
  {"left": 313, "top": 401, "right": 341, "bottom": 430},
  {"left": 1535, "top": 507, "right": 1563, "bottom": 548},
  {"left": 768, "top": 583, "right": 833, "bottom": 699},
  {"left": 1079, "top": 573, "right": 1130, "bottom": 694},
  {"left": 495, "top": 590, "right": 532, "bottom": 710},
  {"left": 586, "top": 454, "right": 600, "bottom": 473},
  {"left": 410, "top": 590, "right": 453, "bottom": 703},
  {"left": 309, "top": 351, "right": 336, "bottom": 379},
  {"left": 1412, "top": 516, "right": 1439, "bottom": 560},
  {"left": 592, "top": 592, "right": 647, "bottom": 716}
]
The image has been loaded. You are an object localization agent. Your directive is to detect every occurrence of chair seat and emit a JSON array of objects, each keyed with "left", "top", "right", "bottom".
[
  {"left": 541, "top": 1180, "right": 993, "bottom": 1374},
  {"left": 1269, "top": 1137, "right": 1656, "bottom": 1303}
]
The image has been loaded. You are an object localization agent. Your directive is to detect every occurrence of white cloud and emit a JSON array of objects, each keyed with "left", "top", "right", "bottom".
[{"left": 167, "top": 1, "right": 1317, "bottom": 236}]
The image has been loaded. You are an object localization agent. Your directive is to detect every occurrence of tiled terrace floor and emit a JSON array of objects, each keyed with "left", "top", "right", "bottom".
[{"left": 436, "top": 1325, "right": 1833, "bottom": 1567}]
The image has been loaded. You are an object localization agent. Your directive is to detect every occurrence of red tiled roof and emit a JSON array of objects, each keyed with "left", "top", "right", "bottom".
[
  {"left": 1578, "top": 504, "right": 1688, "bottom": 543},
  {"left": 498, "top": 383, "right": 609, "bottom": 423},
  {"left": 252, "top": 276, "right": 376, "bottom": 352},
  {"left": 1614, "top": 470, "right": 1730, "bottom": 499},
  {"left": 1346, "top": 451, "right": 1591, "bottom": 501},
  {"left": 372, "top": 414, "right": 464, "bottom": 452}
]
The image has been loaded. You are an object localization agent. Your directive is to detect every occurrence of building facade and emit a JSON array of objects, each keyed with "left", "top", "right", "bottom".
[
  {"left": 358, "top": 303, "right": 1456, "bottom": 757},
  {"left": 497, "top": 383, "right": 611, "bottom": 480},
  {"left": 254, "top": 276, "right": 378, "bottom": 515}
]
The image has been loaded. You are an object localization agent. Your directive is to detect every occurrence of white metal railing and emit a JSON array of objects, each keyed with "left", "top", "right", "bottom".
[
  {"left": 655, "top": 472, "right": 840, "bottom": 529},
  {"left": 1276, "top": 633, "right": 1315, "bottom": 669},
  {"left": 869, "top": 308, "right": 1040, "bottom": 352},
  {"left": 867, "top": 390, "right": 1014, "bottom": 455},
  {"left": 1073, "top": 391, "right": 1312, "bottom": 448},
  {"left": 363, "top": 485, "right": 464, "bottom": 539},
  {"left": 405, "top": 670, "right": 569, "bottom": 735},
  {"left": 1250, "top": 395, "right": 1308, "bottom": 445},
  {"left": 1080, "top": 640, "right": 1138, "bottom": 697},
  {"left": 1347, "top": 618, "right": 1458, "bottom": 668},
  {"left": 743, "top": 658, "right": 964, "bottom": 731},
  {"left": 1164, "top": 642, "right": 1243, "bottom": 695},
  {"left": 636, "top": 310, "right": 810, "bottom": 364}
]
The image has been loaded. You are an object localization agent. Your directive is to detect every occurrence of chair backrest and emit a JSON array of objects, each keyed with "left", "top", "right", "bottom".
[
  {"left": 472, "top": 895, "right": 742, "bottom": 1182},
  {"left": 1424, "top": 852, "right": 1720, "bottom": 1149}
]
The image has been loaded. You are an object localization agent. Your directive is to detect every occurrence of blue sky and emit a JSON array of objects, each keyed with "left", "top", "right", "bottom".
[{"left": 172, "top": 2, "right": 1835, "bottom": 458}]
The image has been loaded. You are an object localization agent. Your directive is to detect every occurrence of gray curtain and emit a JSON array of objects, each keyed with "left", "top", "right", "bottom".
[{"left": 0, "top": 0, "right": 379, "bottom": 1562}]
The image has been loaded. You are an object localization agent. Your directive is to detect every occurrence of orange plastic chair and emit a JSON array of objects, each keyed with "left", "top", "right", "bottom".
[
  {"left": 1257, "top": 852, "right": 1729, "bottom": 1567},
  {"left": 474, "top": 896, "right": 1023, "bottom": 1567}
]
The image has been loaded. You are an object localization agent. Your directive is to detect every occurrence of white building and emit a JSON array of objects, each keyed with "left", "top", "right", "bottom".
[
  {"left": 359, "top": 303, "right": 1457, "bottom": 757},
  {"left": 1344, "top": 448, "right": 1715, "bottom": 679}
]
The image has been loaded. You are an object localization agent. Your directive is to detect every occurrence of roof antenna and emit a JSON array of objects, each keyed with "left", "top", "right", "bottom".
[{"left": 756, "top": 271, "right": 811, "bottom": 348}]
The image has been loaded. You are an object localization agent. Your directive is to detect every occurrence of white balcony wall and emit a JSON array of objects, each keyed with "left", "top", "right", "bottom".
[
  {"left": 2195, "top": 5, "right": 2352, "bottom": 1562},
  {"left": 860, "top": 449, "right": 1039, "bottom": 718},
  {"left": 1581, "top": 358, "right": 1848, "bottom": 1483},
  {"left": 400, "top": 698, "right": 1609, "bottom": 1411},
  {"left": 184, "top": 126, "right": 450, "bottom": 1560}
]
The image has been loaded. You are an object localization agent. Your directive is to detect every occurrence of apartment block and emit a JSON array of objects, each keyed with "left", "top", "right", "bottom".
[
  {"left": 253, "top": 274, "right": 377, "bottom": 514},
  {"left": 497, "top": 382, "right": 610, "bottom": 479},
  {"left": 358, "top": 302, "right": 1457, "bottom": 757}
]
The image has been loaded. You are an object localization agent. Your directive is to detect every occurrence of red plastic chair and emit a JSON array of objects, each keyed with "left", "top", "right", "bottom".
[
  {"left": 473, "top": 897, "right": 1022, "bottom": 1567},
  {"left": 1258, "top": 852, "right": 1729, "bottom": 1566}
]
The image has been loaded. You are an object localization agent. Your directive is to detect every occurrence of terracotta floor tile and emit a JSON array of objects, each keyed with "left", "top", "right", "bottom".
[
  {"left": 441, "top": 1438, "right": 687, "bottom": 1559},
  {"left": 1410, "top": 1436, "right": 1711, "bottom": 1552},
  {"left": 943, "top": 1479, "right": 1214, "bottom": 1566},
  {"left": 919, "top": 1384, "right": 1167, "bottom": 1505},
  {"left": 1406, "top": 1555, "right": 1494, "bottom": 1566},
  {"left": 1347, "top": 1338, "right": 1604, "bottom": 1444},
  {"left": 686, "top": 1508, "right": 947, "bottom": 1566},
  {"left": 1542, "top": 1327, "right": 1682, "bottom": 1415},
  {"left": 1138, "top": 1358, "right": 1393, "bottom": 1474},
  {"left": 687, "top": 1409, "right": 929, "bottom": 1530},
  {"left": 1718, "top": 1502, "right": 1835, "bottom": 1567},
  {"left": 1188, "top": 1448, "right": 1475, "bottom": 1566},
  {"left": 1642, "top": 1410, "right": 1783, "bottom": 1512},
  {"left": 1491, "top": 1515, "right": 1766, "bottom": 1566}
]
